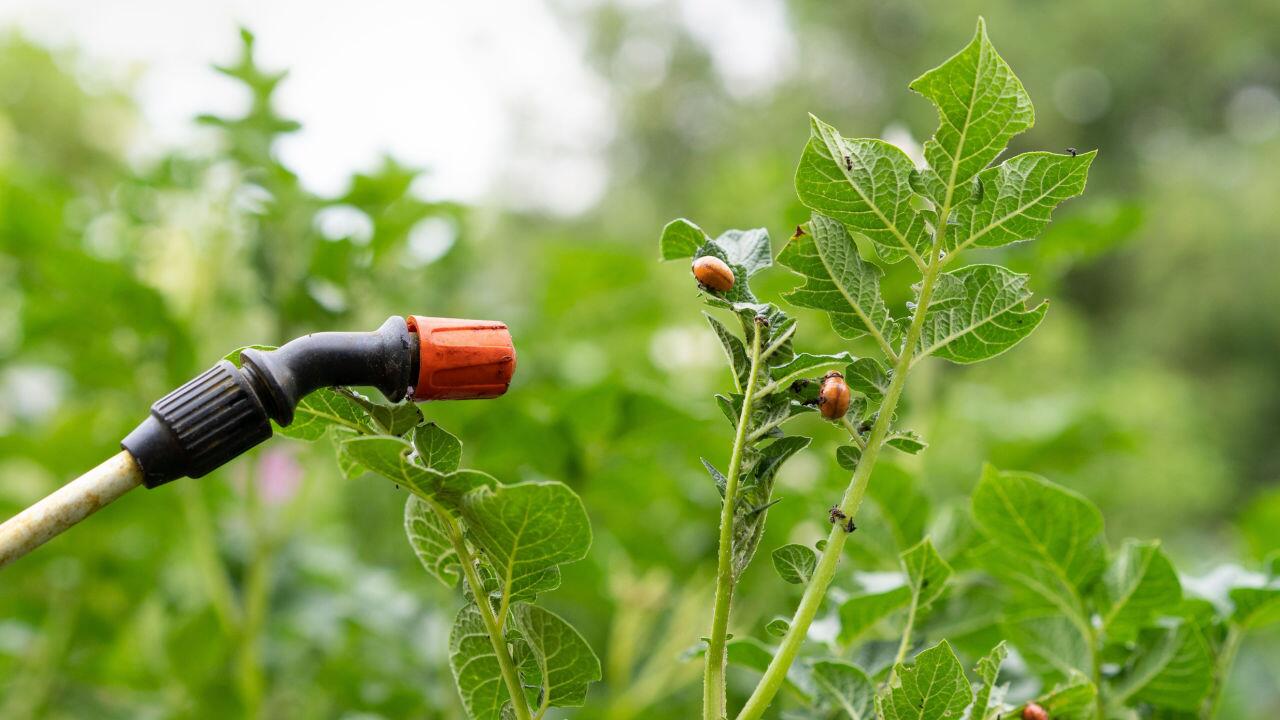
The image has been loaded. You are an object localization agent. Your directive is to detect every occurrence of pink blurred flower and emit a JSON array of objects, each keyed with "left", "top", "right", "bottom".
[{"left": 256, "top": 447, "right": 303, "bottom": 505}]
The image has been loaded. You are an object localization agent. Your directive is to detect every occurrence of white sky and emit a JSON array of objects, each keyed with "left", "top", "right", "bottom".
[{"left": 0, "top": 0, "right": 791, "bottom": 215}]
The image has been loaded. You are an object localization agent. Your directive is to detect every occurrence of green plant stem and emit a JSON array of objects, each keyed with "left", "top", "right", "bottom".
[
  {"left": 428, "top": 499, "right": 533, "bottom": 720},
  {"left": 1204, "top": 625, "right": 1243, "bottom": 719},
  {"left": 887, "top": 591, "right": 920, "bottom": 687},
  {"left": 736, "top": 209, "right": 949, "bottom": 720},
  {"left": 704, "top": 323, "right": 767, "bottom": 720}
]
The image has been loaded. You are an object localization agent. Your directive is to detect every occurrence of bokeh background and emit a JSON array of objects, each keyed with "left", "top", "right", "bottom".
[{"left": 1, "top": 1, "right": 1278, "bottom": 717}]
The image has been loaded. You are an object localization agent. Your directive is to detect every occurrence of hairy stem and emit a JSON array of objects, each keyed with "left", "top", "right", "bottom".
[
  {"left": 430, "top": 499, "right": 533, "bottom": 720},
  {"left": 736, "top": 211, "right": 949, "bottom": 720},
  {"left": 704, "top": 323, "right": 767, "bottom": 720}
]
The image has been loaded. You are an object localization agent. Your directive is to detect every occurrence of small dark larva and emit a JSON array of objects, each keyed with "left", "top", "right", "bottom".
[{"left": 692, "top": 256, "right": 735, "bottom": 292}]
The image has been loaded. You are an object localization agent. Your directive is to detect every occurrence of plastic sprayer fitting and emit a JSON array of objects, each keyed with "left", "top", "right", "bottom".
[
  {"left": 122, "top": 315, "right": 515, "bottom": 487},
  {"left": 0, "top": 314, "right": 515, "bottom": 569}
]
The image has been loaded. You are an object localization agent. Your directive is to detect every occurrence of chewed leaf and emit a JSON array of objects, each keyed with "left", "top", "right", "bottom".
[
  {"left": 772, "top": 543, "right": 818, "bottom": 585},
  {"left": 877, "top": 640, "right": 972, "bottom": 720},
  {"left": 949, "top": 151, "right": 1095, "bottom": 254},
  {"left": 405, "top": 495, "right": 461, "bottom": 588},
  {"left": 909, "top": 18, "right": 1034, "bottom": 207},
  {"left": 460, "top": 481, "right": 592, "bottom": 603},
  {"left": 449, "top": 604, "right": 510, "bottom": 720},
  {"left": 779, "top": 214, "right": 896, "bottom": 356},
  {"left": 660, "top": 217, "right": 709, "bottom": 260},
  {"left": 916, "top": 264, "right": 1047, "bottom": 365},
  {"left": 342, "top": 434, "right": 495, "bottom": 504},
  {"left": 796, "top": 115, "right": 931, "bottom": 266},
  {"left": 509, "top": 603, "right": 601, "bottom": 709}
]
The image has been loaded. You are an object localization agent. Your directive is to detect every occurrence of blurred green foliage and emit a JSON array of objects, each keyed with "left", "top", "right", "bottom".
[{"left": 0, "top": 2, "right": 1278, "bottom": 717}]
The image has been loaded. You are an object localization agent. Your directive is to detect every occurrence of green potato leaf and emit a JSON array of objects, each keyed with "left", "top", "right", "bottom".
[
  {"left": 909, "top": 18, "right": 1033, "bottom": 208},
  {"left": 509, "top": 603, "right": 601, "bottom": 710},
  {"left": 795, "top": 114, "right": 931, "bottom": 267},
  {"left": 460, "top": 481, "right": 592, "bottom": 603},
  {"left": 778, "top": 213, "right": 897, "bottom": 357},
  {"left": 449, "top": 604, "right": 510, "bottom": 720},
  {"left": 404, "top": 495, "right": 461, "bottom": 588},
  {"left": 916, "top": 264, "right": 1048, "bottom": 365},
  {"left": 772, "top": 543, "right": 818, "bottom": 585},
  {"left": 949, "top": 151, "right": 1095, "bottom": 255},
  {"left": 877, "top": 640, "right": 972, "bottom": 720},
  {"left": 1096, "top": 539, "right": 1183, "bottom": 644},
  {"left": 810, "top": 660, "right": 875, "bottom": 719}
]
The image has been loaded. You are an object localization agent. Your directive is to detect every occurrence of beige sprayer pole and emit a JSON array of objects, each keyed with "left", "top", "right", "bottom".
[{"left": 0, "top": 451, "right": 142, "bottom": 570}]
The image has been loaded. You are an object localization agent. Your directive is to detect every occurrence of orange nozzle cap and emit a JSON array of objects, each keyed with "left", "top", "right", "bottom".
[{"left": 406, "top": 316, "right": 516, "bottom": 401}]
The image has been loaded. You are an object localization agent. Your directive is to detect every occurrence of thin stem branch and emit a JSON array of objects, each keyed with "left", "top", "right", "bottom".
[
  {"left": 704, "top": 322, "right": 767, "bottom": 720},
  {"left": 840, "top": 417, "right": 867, "bottom": 450},
  {"left": 735, "top": 198, "right": 952, "bottom": 720},
  {"left": 887, "top": 592, "right": 920, "bottom": 687},
  {"left": 1204, "top": 625, "right": 1243, "bottom": 719},
  {"left": 429, "top": 499, "right": 533, "bottom": 720}
]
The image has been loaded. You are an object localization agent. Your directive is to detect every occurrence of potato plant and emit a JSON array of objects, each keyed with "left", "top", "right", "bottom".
[
  {"left": 659, "top": 19, "right": 1280, "bottom": 720},
  {"left": 227, "top": 341, "right": 601, "bottom": 719}
]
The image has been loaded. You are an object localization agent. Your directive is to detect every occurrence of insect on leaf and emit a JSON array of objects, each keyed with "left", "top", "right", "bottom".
[{"left": 795, "top": 114, "right": 931, "bottom": 266}]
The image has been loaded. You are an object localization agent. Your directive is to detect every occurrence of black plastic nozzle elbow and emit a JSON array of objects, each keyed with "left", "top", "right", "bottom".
[{"left": 122, "top": 317, "right": 415, "bottom": 488}]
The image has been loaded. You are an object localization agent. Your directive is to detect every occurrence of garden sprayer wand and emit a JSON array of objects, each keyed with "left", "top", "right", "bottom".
[{"left": 0, "top": 315, "right": 516, "bottom": 569}]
